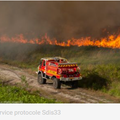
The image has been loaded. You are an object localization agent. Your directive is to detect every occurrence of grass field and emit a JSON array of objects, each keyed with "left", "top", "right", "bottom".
[
  {"left": 0, "top": 43, "right": 120, "bottom": 98},
  {"left": 0, "top": 81, "right": 57, "bottom": 103}
]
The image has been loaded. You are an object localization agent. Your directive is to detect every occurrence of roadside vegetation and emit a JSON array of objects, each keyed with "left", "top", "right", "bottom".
[
  {"left": 0, "top": 80, "right": 57, "bottom": 103},
  {"left": 0, "top": 43, "right": 120, "bottom": 98},
  {"left": 80, "top": 64, "right": 120, "bottom": 97}
]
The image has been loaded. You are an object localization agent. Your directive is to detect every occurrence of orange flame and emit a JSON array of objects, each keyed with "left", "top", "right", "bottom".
[{"left": 0, "top": 33, "right": 120, "bottom": 49}]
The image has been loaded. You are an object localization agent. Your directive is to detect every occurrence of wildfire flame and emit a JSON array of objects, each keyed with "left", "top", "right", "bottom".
[{"left": 0, "top": 33, "right": 120, "bottom": 49}]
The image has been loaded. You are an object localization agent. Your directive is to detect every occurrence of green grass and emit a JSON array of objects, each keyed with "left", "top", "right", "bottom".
[{"left": 0, "top": 82, "right": 57, "bottom": 103}]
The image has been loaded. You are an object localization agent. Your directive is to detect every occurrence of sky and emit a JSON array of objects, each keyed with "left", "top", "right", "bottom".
[{"left": 0, "top": 1, "right": 120, "bottom": 41}]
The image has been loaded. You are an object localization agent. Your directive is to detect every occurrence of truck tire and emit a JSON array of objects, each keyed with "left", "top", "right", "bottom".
[
  {"left": 38, "top": 73, "right": 46, "bottom": 84},
  {"left": 71, "top": 81, "right": 78, "bottom": 88},
  {"left": 53, "top": 78, "right": 61, "bottom": 89}
]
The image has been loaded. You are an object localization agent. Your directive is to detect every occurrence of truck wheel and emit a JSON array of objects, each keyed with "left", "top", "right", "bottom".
[
  {"left": 38, "top": 74, "right": 46, "bottom": 84},
  {"left": 72, "top": 81, "right": 78, "bottom": 88},
  {"left": 53, "top": 78, "right": 61, "bottom": 89}
]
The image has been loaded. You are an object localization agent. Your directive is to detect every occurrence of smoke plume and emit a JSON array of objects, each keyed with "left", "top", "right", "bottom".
[{"left": 0, "top": 2, "right": 120, "bottom": 41}]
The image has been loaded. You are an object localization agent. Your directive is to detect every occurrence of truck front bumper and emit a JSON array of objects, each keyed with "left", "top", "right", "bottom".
[{"left": 60, "top": 76, "right": 82, "bottom": 81}]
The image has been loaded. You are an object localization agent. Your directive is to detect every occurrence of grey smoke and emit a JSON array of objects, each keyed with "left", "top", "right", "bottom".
[{"left": 0, "top": 1, "right": 120, "bottom": 41}]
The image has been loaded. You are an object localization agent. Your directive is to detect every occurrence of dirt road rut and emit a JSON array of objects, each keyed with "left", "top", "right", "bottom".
[{"left": 0, "top": 64, "right": 118, "bottom": 103}]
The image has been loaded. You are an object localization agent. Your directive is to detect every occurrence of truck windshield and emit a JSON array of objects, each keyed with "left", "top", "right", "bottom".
[{"left": 60, "top": 59, "right": 67, "bottom": 63}]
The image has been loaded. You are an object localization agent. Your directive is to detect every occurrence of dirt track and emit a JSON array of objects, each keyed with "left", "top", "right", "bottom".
[{"left": 0, "top": 64, "right": 119, "bottom": 103}]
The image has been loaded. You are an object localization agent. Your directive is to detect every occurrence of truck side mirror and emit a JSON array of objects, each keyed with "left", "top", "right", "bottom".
[{"left": 39, "top": 60, "right": 42, "bottom": 67}]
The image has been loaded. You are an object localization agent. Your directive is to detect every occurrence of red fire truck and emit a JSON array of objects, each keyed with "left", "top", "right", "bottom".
[{"left": 37, "top": 57, "right": 82, "bottom": 89}]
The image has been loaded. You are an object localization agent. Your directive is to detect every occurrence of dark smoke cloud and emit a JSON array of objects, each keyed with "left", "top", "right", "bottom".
[{"left": 0, "top": 1, "right": 120, "bottom": 41}]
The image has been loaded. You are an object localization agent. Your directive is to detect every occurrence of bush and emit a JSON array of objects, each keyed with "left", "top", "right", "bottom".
[{"left": 80, "top": 64, "right": 120, "bottom": 98}]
